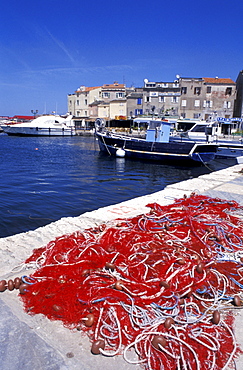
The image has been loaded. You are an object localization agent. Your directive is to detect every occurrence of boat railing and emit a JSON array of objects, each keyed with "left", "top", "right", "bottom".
[{"left": 104, "top": 131, "right": 146, "bottom": 142}]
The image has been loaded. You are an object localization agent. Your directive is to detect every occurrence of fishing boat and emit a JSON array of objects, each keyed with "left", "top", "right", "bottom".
[
  {"left": 0, "top": 114, "right": 75, "bottom": 136},
  {"left": 95, "top": 118, "right": 218, "bottom": 165},
  {"left": 174, "top": 119, "right": 243, "bottom": 160}
]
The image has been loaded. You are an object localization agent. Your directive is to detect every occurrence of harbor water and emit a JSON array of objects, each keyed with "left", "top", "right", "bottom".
[{"left": 0, "top": 133, "right": 236, "bottom": 238}]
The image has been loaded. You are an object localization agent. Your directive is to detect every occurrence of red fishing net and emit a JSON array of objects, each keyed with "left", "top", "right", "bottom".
[{"left": 16, "top": 194, "right": 243, "bottom": 368}]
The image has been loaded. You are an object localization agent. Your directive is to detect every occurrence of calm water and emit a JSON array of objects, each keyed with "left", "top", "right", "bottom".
[{"left": 0, "top": 134, "right": 234, "bottom": 238}]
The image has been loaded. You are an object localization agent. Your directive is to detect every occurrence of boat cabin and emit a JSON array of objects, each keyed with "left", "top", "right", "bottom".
[
  {"left": 146, "top": 120, "right": 171, "bottom": 143},
  {"left": 132, "top": 118, "right": 171, "bottom": 143},
  {"left": 177, "top": 117, "right": 243, "bottom": 140},
  {"left": 186, "top": 121, "right": 221, "bottom": 141}
]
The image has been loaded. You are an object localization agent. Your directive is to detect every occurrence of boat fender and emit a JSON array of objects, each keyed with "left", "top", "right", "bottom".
[{"left": 116, "top": 148, "right": 125, "bottom": 157}]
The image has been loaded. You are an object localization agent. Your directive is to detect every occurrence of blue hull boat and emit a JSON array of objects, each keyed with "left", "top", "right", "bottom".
[{"left": 95, "top": 119, "right": 218, "bottom": 165}]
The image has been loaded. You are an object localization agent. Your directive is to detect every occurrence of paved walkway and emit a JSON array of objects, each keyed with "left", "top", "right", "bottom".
[{"left": 0, "top": 163, "right": 243, "bottom": 370}]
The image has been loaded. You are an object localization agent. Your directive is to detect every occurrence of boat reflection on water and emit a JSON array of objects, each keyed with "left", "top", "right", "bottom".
[{"left": 115, "top": 157, "right": 126, "bottom": 173}]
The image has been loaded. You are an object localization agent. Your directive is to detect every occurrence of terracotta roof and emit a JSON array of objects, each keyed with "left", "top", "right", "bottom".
[
  {"left": 75, "top": 86, "right": 101, "bottom": 93},
  {"left": 102, "top": 83, "right": 125, "bottom": 89},
  {"left": 85, "top": 86, "right": 101, "bottom": 92},
  {"left": 203, "top": 77, "right": 235, "bottom": 84}
]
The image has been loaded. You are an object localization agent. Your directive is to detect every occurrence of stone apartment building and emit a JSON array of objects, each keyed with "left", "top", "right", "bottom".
[
  {"left": 234, "top": 70, "right": 243, "bottom": 118},
  {"left": 141, "top": 79, "right": 180, "bottom": 117},
  {"left": 99, "top": 83, "right": 126, "bottom": 119},
  {"left": 68, "top": 83, "right": 126, "bottom": 120},
  {"left": 68, "top": 86, "right": 101, "bottom": 117},
  {"left": 67, "top": 76, "right": 238, "bottom": 122},
  {"left": 126, "top": 88, "right": 144, "bottom": 118},
  {"left": 179, "top": 77, "right": 236, "bottom": 119}
]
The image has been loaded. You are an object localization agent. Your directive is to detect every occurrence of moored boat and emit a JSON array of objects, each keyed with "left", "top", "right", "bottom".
[
  {"left": 173, "top": 118, "right": 243, "bottom": 160},
  {"left": 0, "top": 114, "right": 75, "bottom": 136},
  {"left": 95, "top": 118, "right": 218, "bottom": 165}
]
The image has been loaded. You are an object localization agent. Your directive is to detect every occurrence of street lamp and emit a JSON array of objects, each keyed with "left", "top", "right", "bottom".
[{"left": 31, "top": 110, "right": 38, "bottom": 119}]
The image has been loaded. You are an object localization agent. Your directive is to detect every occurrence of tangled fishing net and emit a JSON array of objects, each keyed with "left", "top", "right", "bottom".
[{"left": 11, "top": 194, "right": 243, "bottom": 368}]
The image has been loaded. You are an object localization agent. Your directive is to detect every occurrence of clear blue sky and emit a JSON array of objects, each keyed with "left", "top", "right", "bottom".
[{"left": 1, "top": 0, "right": 243, "bottom": 116}]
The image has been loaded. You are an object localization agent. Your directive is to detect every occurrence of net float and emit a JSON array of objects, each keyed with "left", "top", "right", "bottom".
[
  {"left": 177, "top": 256, "right": 185, "bottom": 265},
  {"left": 14, "top": 277, "right": 21, "bottom": 289},
  {"left": 233, "top": 295, "right": 241, "bottom": 307},
  {"left": 159, "top": 281, "right": 170, "bottom": 289},
  {"left": 211, "top": 234, "right": 221, "bottom": 242},
  {"left": 212, "top": 310, "right": 220, "bottom": 324},
  {"left": 164, "top": 317, "right": 174, "bottom": 329},
  {"left": 191, "top": 254, "right": 200, "bottom": 261},
  {"left": 83, "top": 313, "right": 95, "bottom": 327},
  {"left": 115, "top": 280, "right": 123, "bottom": 290},
  {"left": 19, "top": 283, "right": 30, "bottom": 294},
  {"left": 105, "top": 262, "right": 115, "bottom": 271},
  {"left": 196, "top": 263, "right": 204, "bottom": 274},
  {"left": 0, "top": 280, "right": 7, "bottom": 292},
  {"left": 151, "top": 335, "right": 167, "bottom": 350},
  {"left": 91, "top": 339, "right": 105, "bottom": 355},
  {"left": 8, "top": 279, "right": 15, "bottom": 291}
]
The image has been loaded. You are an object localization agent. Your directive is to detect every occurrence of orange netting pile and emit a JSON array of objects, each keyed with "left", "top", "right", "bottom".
[{"left": 4, "top": 194, "right": 243, "bottom": 369}]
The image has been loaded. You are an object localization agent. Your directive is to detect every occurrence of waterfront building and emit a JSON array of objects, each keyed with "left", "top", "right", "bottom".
[
  {"left": 68, "top": 86, "right": 102, "bottom": 117},
  {"left": 67, "top": 75, "right": 238, "bottom": 125},
  {"left": 178, "top": 77, "right": 236, "bottom": 120},
  {"left": 142, "top": 79, "right": 180, "bottom": 117},
  {"left": 109, "top": 99, "right": 127, "bottom": 119},
  {"left": 97, "top": 82, "right": 126, "bottom": 119},
  {"left": 126, "top": 88, "right": 144, "bottom": 118},
  {"left": 234, "top": 70, "right": 243, "bottom": 118},
  {"left": 100, "top": 82, "right": 126, "bottom": 101},
  {"left": 68, "top": 82, "right": 126, "bottom": 120}
]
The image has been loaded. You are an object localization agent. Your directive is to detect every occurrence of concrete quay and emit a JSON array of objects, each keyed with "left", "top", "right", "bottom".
[{"left": 0, "top": 163, "right": 243, "bottom": 370}]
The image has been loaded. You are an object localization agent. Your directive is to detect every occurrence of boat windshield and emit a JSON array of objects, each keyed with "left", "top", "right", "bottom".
[
  {"left": 148, "top": 121, "right": 162, "bottom": 130},
  {"left": 190, "top": 124, "right": 207, "bottom": 132}
]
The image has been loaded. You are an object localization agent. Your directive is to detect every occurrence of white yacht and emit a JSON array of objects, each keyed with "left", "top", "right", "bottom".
[{"left": 1, "top": 114, "right": 75, "bottom": 136}]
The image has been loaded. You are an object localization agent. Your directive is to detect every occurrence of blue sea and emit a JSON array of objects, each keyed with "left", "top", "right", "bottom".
[{"left": 0, "top": 133, "right": 235, "bottom": 238}]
